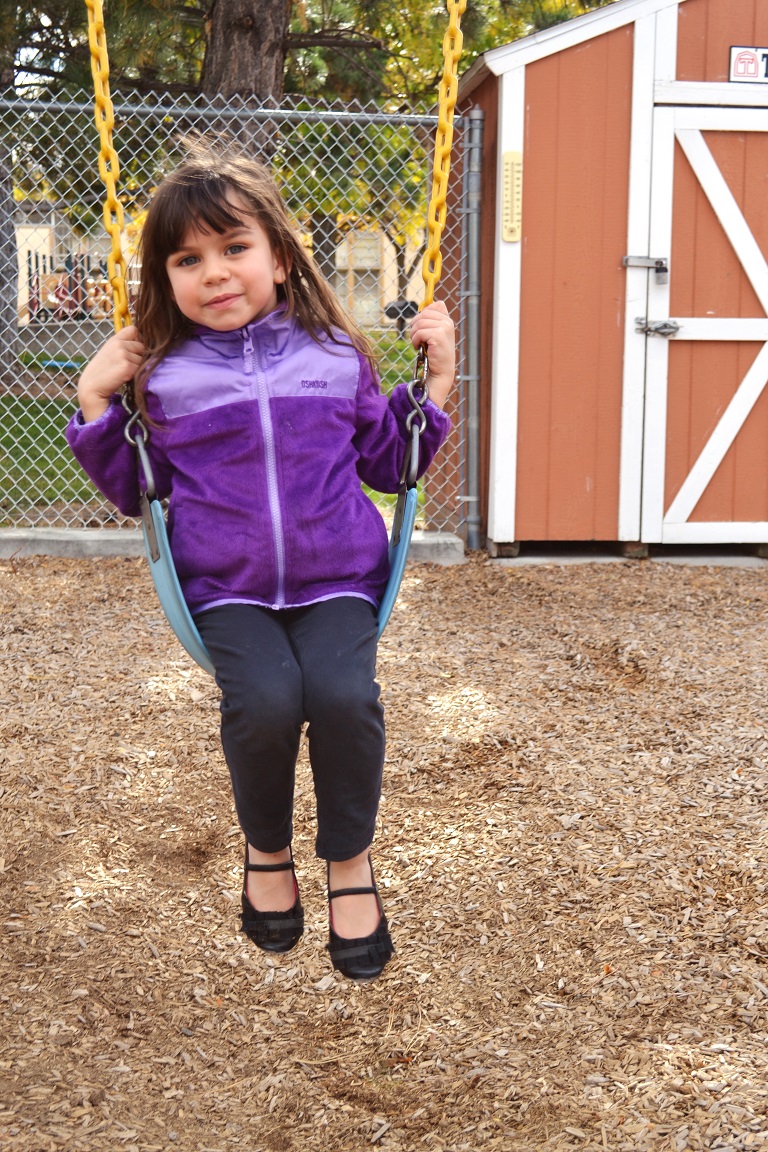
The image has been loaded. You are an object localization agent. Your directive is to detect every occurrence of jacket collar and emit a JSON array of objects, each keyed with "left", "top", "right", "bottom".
[{"left": 192, "top": 304, "right": 293, "bottom": 355}]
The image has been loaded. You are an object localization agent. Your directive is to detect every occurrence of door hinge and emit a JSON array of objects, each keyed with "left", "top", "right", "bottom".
[
  {"left": 623, "top": 255, "right": 669, "bottom": 284},
  {"left": 635, "top": 317, "right": 681, "bottom": 337}
]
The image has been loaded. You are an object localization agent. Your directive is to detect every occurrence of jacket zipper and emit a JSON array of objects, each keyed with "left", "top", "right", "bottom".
[
  {"left": 244, "top": 328, "right": 286, "bottom": 608},
  {"left": 242, "top": 329, "right": 254, "bottom": 375}
]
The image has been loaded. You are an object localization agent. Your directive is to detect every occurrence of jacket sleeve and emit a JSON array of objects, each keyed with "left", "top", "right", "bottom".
[
  {"left": 65, "top": 394, "right": 174, "bottom": 517},
  {"left": 353, "top": 355, "right": 451, "bottom": 494}
]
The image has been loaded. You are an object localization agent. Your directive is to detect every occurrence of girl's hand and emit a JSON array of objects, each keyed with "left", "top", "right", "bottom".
[
  {"left": 77, "top": 325, "right": 146, "bottom": 423},
  {"left": 409, "top": 300, "right": 456, "bottom": 410}
]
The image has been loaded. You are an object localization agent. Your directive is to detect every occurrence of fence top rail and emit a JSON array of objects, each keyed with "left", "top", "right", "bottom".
[{"left": 0, "top": 90, "right": 454, "bottom": 130}]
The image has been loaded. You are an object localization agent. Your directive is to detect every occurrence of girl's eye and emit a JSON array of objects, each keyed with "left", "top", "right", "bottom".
[
  {"left": 227, "top": 243, "right": 247, "bottom": 255},
  {"left": 177, "top": 254, "right": 199, "bottom": 267}
]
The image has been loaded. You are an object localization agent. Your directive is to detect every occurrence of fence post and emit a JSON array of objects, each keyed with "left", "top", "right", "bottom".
[{"left": 464, "top": 107, "right": 484, "bottom": 551}]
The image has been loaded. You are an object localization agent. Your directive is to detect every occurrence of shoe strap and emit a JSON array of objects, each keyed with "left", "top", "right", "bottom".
[
  {"left": 245, "top": 859, "right": 295, "bottom": 873},
  {"left": 243, "top": 912, "right": 304, "bottom": 932},
  {"left": 329, "top": 934, "right": 391, "bottom": 963},
  {"left": 328, "top": 885, "right": 376, "bottom": 899}
]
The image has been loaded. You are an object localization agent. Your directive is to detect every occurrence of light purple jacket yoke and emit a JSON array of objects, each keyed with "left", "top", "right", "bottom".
[{"left": 66, "top": 309, "right": 451, "bottom": 614}]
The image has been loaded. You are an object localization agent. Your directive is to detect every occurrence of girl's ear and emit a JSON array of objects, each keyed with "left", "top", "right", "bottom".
[{"left": 273, "top": 255, "right": 289, "bottom": 285}]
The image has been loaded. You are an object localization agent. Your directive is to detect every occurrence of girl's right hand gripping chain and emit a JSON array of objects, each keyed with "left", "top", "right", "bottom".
[{"left": 77, "top": 325, "right": 146, "bottom": 424}]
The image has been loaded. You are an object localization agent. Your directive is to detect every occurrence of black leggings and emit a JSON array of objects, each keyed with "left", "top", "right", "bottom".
[{"left": 195, "top": 597, "right": 385, "bottom": 861}]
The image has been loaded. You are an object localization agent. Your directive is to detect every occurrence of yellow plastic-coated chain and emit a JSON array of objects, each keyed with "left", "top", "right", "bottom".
[
  {"left": 421, "top": 0, "right": 466, "bottom": 310},
  {"left": 84, "top": 0, "right": 131, "bottom": 332},
  {"left": 84, "top": 0, "right": 460, "bottom": 325}
]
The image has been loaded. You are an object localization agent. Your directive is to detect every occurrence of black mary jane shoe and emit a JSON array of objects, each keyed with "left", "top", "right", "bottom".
[
  {"left": 326, "top": 857, "right": 394, "bottom": 982},
  {"left": 241, "top": 845, "right": 304, "bottom": 954}
]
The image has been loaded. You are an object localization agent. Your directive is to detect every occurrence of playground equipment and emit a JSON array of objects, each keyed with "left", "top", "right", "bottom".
[{"left": 84, "top": 0, "right": 465, "bottom": 673}]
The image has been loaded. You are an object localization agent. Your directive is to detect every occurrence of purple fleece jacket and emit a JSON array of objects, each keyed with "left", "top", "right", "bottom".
[{"left": 66, "top": 308, "right": 451, "bottom": 614}]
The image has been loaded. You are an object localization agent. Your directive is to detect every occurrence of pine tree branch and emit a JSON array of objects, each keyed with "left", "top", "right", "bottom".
[{"left": 287, "top": 32, "right": 386, "bottom": 51}]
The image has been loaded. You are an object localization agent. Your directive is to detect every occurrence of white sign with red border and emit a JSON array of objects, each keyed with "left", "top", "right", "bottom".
[{"left": 730, "top": 47, "right": 768, "bottom": 83}]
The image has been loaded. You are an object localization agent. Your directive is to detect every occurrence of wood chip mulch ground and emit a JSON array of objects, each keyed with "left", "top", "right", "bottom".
[{"left": 2, "top": 551, "right": 768, "bottom": 1152}]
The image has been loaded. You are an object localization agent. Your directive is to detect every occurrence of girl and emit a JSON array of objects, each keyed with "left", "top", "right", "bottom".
[{"left": 66, "top": 139, "right": 455, "bottom": 983}]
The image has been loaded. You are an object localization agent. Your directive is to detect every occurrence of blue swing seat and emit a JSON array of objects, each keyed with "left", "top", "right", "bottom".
[
  {"left": 376, "top": 485, "right": 419, "bottom": 637},
  {"left": 139, "top": 484, "right": 419, "bottom": 676},
  {"left": 140, "top": 495, "right": 217, "bottom": 677},
  {"left": 129, "top": 355, "right": 426, "bottom": 677}
]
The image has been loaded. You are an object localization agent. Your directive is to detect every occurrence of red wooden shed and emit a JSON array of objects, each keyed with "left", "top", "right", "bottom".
[{"left": 457, "top": 0, "right": 768, "bottom": 552}]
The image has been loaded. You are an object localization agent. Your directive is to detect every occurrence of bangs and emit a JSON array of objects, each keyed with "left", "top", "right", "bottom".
[{"left": 156, "top": 176, "right": 254, "bottom": 254}]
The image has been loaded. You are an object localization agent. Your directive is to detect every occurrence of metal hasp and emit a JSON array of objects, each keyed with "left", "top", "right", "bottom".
[
  {"left": 622, "top": 255, "right": 669, "bottom": 284},
  {"left": 634, "top": 317, "right": 681, "bottom": 337}
]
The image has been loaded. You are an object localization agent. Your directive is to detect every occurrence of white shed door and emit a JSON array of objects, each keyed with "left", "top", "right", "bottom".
[{"left": 639, "top": 105, "right": 768, "bottom": 543}]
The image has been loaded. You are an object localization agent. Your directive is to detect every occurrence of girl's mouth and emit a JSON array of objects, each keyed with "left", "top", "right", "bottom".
[{"left": 207, "top": 294, "right": 240, "bottom": 309}]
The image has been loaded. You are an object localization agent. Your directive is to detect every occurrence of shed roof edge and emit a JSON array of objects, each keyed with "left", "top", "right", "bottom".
[{"left": 459, "top": 0, "right": 688, "bottom": 98}]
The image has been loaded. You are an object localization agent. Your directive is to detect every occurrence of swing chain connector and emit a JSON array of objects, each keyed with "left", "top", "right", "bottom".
[
  {"left": 122, "top": 396, "right": 157, "bottom": 502},
  {"left": 401, "top": 348, "right": 429, "bottom": 490}
]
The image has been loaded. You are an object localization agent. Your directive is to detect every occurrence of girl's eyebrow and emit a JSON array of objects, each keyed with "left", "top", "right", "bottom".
[
  {"left": 171, "top": 223, "right": 255, "bottom": 255},
  {"left": 221, "top": 223, "right": 254, "bottom": 237}
]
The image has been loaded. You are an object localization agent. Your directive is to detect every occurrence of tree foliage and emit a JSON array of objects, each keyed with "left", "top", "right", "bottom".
[
  {"left": 0, "top": 0, "right": 617, "bottom": 340},
  {"left": 1, "top": 0, "right": 619, "bottom": 104}
]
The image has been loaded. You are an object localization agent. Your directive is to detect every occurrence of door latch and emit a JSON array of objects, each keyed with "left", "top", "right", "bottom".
[
  {"left": 635, "top": 317, "right": 681, "bottom": 337},
  {"left": 623, "top": 255, "right": 669, "bottom": 284}
]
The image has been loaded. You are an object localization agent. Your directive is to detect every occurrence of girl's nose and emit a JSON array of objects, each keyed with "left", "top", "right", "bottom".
[{"left": 202, "top": 258, "right": 229, "bottom": 284}]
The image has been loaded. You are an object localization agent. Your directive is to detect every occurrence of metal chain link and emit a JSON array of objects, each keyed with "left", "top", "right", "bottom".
[{"left": 84, "top": 0, "right": 131, "bottom": 333}]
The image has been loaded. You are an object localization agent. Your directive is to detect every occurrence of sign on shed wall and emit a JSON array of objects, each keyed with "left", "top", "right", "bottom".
[{"left": 729, "top": 47, "right": 768, "bottom": 83}]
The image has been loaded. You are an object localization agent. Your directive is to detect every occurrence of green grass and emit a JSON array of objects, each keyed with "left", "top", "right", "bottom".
[
  {"left": 0, "top": 395, "right": 96, "bottom": 517},
  {"left": 377, "top": 331, "right": 416, "bottom": 396}
]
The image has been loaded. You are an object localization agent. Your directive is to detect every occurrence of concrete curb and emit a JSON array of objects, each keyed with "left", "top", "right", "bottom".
[
  {"left": 0, "top": 528, "right": 144, "bottom": 558},
  {"left": 0, "top": 527, "right": 468, "bottom": 566},
  {"left": 407, "top": 530, "right": 467, "bottom": 566}
]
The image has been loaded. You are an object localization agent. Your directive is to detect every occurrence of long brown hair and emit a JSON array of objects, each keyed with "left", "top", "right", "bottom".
[{"left": 132, "top": 136, "right": 376, "bottom": 414}]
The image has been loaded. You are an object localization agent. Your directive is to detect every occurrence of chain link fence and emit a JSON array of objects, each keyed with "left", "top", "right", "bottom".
[{"left": 0, "top": 89, "right": 469, "bottom": 537}]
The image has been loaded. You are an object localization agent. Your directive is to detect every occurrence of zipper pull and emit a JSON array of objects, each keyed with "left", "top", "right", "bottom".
[{"left": 242, "top": 330, "right": 254, "bottom": 375}]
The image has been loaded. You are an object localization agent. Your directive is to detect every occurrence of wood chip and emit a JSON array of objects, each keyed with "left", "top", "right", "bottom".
[{"left": 3, "top": 553, "right": 768, "bottom": 1150}]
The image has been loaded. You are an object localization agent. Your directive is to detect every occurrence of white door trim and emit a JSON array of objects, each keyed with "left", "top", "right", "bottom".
[
  {"left": 618, "top": 12, "right": 658, "bottom": 541},
  {"left": 665, "top": 341, "right": 768, "bottom": 523},
  {"left": 675, "top": 126, "right": 768, "bottom": 311},
  {"left": 619, "top": 7, "right": 679, "bottom": 541},
  {"left": 487, "top": 65, "right": 525, "bottom": 545},
  {"left": 671, "top": 319, "right": 768, "bottom": 340},
  {"left": 656, "top": 81, "right": 768, "bottom": 107},
  {"left": 638, "top": 103, "right": 675, "bottom": 541},
  {"left": 641, "top": 106, "right": 768, "bottom": 542}
]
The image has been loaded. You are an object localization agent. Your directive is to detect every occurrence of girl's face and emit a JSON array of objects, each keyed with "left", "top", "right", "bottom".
[{"left": 165, "top": 197, "right": 286, "bottom": 331}]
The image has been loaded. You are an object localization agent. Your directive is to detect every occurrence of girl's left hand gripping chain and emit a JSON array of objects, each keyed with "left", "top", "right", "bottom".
[{"left": 409, "top": 301, "right": 456, "bottom": 411}]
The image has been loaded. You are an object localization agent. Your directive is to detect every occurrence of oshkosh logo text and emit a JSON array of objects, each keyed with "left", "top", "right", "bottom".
[{"left": 300, "top": 379, "right": 328, "bottom": 390}]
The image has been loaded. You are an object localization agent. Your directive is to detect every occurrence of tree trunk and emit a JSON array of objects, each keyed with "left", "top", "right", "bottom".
[{"left": 201, "top": 0, "right": 292, "bottom": 100}]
